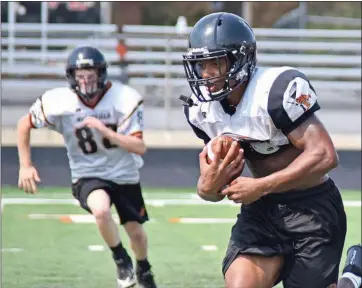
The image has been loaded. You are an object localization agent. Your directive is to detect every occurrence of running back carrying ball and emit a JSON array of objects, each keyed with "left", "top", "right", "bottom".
[{"left": 206, "top": 135, "right": 241, "bottom": 164}]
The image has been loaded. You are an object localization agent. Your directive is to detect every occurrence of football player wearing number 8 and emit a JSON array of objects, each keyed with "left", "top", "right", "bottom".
[{"left": 17, "top": 46, "right": 157, "bottom": 288}]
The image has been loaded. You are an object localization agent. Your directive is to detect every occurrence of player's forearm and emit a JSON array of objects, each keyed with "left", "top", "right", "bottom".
[
  {"left": 102, "top": 129, "right": 147, "bottom": 155},
  {"left": 17, "top": 115, "right": 33, "bottom": 167},
  {"left": 261, "top": 148, "right": 338, "bottom": 194},
  {"left": 197, "top": 177, "right": 224, "bottom": 202}
]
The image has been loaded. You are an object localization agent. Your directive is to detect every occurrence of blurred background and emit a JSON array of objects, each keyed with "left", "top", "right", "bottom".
[
  {"left": 1, "top": 1, "right": 361, "bottom": 189},
  {"left": 1, "top": 1, "right": 361, "bottom": 188},
  {"left": 1, "top": 2, "right": 361, "bottom": 288}
]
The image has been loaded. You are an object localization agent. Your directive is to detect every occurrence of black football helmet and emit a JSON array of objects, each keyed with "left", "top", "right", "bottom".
[
  {"left": 183, "top": 12, "right": 257, "bottom": 102},
  {"left": 66, "top": 46, "right": 108, "bottom": 101}
]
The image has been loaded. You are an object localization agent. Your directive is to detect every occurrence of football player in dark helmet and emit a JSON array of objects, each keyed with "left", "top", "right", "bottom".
[
  {"left": 17, "top": 45, "right": 158, "bottom": 288},
  {"left": 182, "top": 12, "right": 256, "bottom": 103},
  {"left": 182, "top": 12, "right": 347, "bottom": 288},
  {"left": 66, "top": 46, "right": 109, "bottom": 103}
]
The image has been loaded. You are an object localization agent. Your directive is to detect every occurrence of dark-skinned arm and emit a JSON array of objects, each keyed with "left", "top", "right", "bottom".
[{"left": 260, "top": 114, "right": 338, "bottom": 194}]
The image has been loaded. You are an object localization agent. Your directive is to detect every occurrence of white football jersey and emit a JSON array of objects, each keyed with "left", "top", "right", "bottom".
[
  {"left": 184, "top": 66, "right": 320, "bottom": 155},
  {"left": 29, "top": 82, "right": 144, "bottom": 184}
]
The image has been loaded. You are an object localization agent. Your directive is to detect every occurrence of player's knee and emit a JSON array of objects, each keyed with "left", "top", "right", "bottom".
[{"left": 92, "top": 207, "right": 112, "bottom": 222}]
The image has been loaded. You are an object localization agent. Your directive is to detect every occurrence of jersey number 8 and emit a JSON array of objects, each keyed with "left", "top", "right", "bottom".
[{"left": 75, "top": 125, "right": 117, "bottom": 154}]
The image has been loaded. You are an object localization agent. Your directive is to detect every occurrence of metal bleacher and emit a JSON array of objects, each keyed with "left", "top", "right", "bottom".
[
  {"left": 122, "top": 25, "right": 361, "bottom": 89},
  {"left": 1, "top": 23, "right": 361, "bottom": 130}
]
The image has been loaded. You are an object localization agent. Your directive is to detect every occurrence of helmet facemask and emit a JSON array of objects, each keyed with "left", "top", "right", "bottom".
[
  {"left": 183, "top": 42, "right": 256, "bottom": 102},
  {"left": 66, "top": 66, "right": 107, "bottom": 101}
]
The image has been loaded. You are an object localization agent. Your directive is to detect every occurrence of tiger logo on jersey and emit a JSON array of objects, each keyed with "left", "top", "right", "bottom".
[
  {"left": 289, "top": 91, "right": 312, "bottom": 112},
  {"left": 283, "top": 76, "right": 317, "bottom": 122},
  {"left": 295, "top": 93, "right": 311, "bottom": 111}
]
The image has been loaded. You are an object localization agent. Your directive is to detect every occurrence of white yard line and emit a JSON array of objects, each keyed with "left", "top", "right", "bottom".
[
  {"left": 28, "top": 213, "right": 157, "bottom": 224},
  {"left": 2, "top": 198, "right": 361, "bottom": 207},
  {"left": 170, "top": 218, "right": 236, "bottom": 223},
  {"left": 88, "top": 245, "right": 105, "bottom": 252},
  {"left": 343, "top": 200, "right": 361, "bottom": 207},
  {"left": 1, "top": 248, "right": 23, "bottom": 253},
  {"left": 201, "top": 245, "right": 218, "bottom": 251},
  {"left": 2, "top": 192, "right": 201, "bottom": 200}
]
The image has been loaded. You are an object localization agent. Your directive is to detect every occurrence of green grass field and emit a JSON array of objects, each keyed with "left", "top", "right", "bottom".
[{"left": 1, "top": 187, "right": 361, "bottom": 288}]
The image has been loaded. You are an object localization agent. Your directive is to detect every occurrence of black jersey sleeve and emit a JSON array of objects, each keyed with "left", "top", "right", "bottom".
[{"left": 267, "top": 69, "right": 320, "bottom": 135}]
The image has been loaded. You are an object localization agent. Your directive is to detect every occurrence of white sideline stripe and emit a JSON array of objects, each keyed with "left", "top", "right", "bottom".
[
  {"left": 201, "top": 245, "right": 218, "bottom": 251},
  {"left": 29, "top": 213, "right": 121, "bottom": 224},
  {"left": 1, "top": 248, "right": 23, "bottom": 253},
  {"left": 28, "top": 214, "right": 157, "bottom": 224},
  {"left": 3, "top": 192, "right": 200, "bottom": 199},
  {"left": 88, "top": 245, "right": 105, "bottom": 251},
  {"left": 3, "top": 198, "right": 79, "bottom": 205},
  {"left": 343, "top": 200, "right": 361, "bottom": 207},
  {"left": 27, "top": 214, "right": 241, "bottom": 224},
  {"left": 171, "top": 218, "right": 235, "bottom": 224},
  {"left": 28, "top": 214, "right": 235, "bottom": 224},
  {"left": 2, "top": 198, "right": 361, "bottom": 207}
]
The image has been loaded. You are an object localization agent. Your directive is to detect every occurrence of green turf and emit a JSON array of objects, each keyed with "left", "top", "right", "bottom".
[
  {"left": 1, "top": 188, "right": 361, "bottom": 288},
  {"left": 1, "top": 186, "right": 199, "bottom": 195},
  {"left": 1, "top": 186, "right": 361, "bottom": 199}
]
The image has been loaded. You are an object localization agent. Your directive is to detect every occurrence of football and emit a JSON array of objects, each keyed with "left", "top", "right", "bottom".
[{"left": 206, "top": 135, "right": 241, "bottom": 164}]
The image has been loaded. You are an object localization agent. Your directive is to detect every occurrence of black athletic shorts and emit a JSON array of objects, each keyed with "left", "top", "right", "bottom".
[
  {"left": 71, "top": 177, "right": 149, "bottom": 225},
  {"left": 222, "top": 178, "right": 347, "bottom": 288}
]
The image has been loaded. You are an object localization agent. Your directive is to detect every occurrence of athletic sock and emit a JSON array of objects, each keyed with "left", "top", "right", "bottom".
[
  {"left": 137, "top": 258, "right": 151, "bottom": 272},
  {"left": 110, "top": 242, "right": 131, "bottom": 266}
]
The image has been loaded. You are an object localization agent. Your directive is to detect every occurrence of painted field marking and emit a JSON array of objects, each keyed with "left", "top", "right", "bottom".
[
  {"left": 28, "top": 214, "right": 157, "bottom": 224},
  {"left": 1, "top": 248, "right": 23, "bottom": 253},
  {"left": 88, "top": 245, "right": 105, "bottom": 252},
  {"left": 3, "top": 198, "right": 361, "bottom": 207},
  {"left": 201, "top": 245, "right": 218, "bottom": 251},
  {"left": 28, "top": 213, "right": 121, "bottom": 224},
  {"left": 343, "top": 200, "right": 361, "bottom": 207},
  {"left": 2, "top": 192, "right": 200, "bottom": 200},
  {"left": 169, "top": 218, "right": 235, "bottom": 224},
  {"left": 28, "top": 214, "right": 234, "bottom": 224}
]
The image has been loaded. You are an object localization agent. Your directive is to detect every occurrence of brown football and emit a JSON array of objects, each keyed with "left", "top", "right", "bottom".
[{"left": 206, "top": 135, "right": 240, "bottom": 164}]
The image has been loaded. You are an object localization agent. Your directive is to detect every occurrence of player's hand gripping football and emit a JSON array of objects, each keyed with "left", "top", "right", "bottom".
[
  {"left": 198, "top": 138, "right": 245, "bottom": 195},
  {"left": 221, "top": 177, "right": 265, "bottom": 205},
  {"left": 18, "top": 165, "right": 41, "bottom": 194}
]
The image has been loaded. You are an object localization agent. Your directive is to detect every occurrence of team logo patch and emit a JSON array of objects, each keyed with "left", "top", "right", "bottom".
[
  {"left": 326, "top": 283, "right": 336, "bottom": 288},
  {"left": 288, "top": 92, "right": 312, "bottom": 112},
  {"left": 295, "top": 93, "right": 311, "bottom": 111},
  {"left": 283, "top": 77, "right": 317, "bottom": 122}
]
